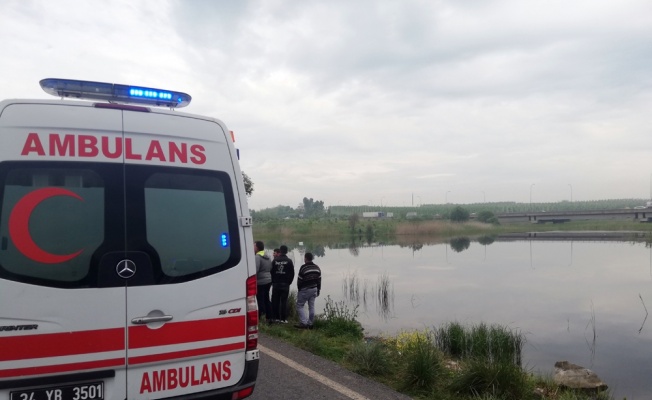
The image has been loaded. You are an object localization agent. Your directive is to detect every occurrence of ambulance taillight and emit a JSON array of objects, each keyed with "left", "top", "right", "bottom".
[
  {"left": 246, "top": 275, "right": 258, "bottom": 350},
  {"left": 232, "top": 386, "right": 255, "bottom": 399}
]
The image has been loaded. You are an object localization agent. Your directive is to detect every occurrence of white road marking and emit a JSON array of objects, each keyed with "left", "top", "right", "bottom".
[{"left": 259, "top": 344, "right": 370, "bottom": 400}]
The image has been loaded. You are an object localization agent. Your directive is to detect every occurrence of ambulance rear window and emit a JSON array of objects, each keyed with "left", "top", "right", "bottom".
[
  {"left": 144, "top": 172, "right": 232, "bottom": 277},
  {"left": 0, "top": 161, "right": 241, "bottom": 288},
  {"left": 0, "top": 166, "right": 104, "bottom": 284}
]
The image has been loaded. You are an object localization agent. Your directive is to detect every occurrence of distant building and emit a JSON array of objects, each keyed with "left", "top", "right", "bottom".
[{"left": 406, "top": 212, "right": 418, "bottom": 219}]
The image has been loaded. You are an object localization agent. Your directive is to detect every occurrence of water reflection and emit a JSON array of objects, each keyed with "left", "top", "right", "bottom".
[
  {"left": 639, "top": 294, "right": 649, "bottom": 335},
  {"left": 449, "top": 237, "right": 471, "bottom": 253},
  {"left": 585, "top": 301, "right": 596, "bottom": 366},
  {"left": 342, "top": 270, "right": 394, "bottom": 321},
  {"left": 264, "top": 232, "right": 646, "bottom": 261},
  {"left": 478, "top": 235, "right": 495, "bottom": 245},
  {"left": 349, "top": 239, "right": 360, "bottom": 257},
  {"left": 281, "top": 234, "right": 652, "bottom": 399}
]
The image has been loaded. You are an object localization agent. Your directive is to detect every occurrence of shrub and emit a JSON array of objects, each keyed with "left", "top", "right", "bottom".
[
  {"left": 346, "top": 340, "right": 393, "bottom": 376},
  {"left": 435, "top": 322, "right": 467, "bottom": 358},
  {"left": 450, "top": 206, "right": 470, "bottom": 222},
  {"left": 450, "top": 359, "right": 532, "bottom": 399},
  {"left": 315, "top": 296, "right": 363, "bottom": 339},
  {"left": 392, "top": 330, "right": 446, "bottom": 393},
  {"left": 477, "top": 210, "right": 500, "bottom": 225}
]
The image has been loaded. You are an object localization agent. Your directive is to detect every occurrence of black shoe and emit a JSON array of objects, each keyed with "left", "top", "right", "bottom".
[{"left": 294, "top": 324, "right": 309, "bottom": 329}]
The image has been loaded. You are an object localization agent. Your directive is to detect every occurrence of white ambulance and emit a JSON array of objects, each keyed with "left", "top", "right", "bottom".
[{"left": 0, "top": 79, "right": 259, "bottom": 399}]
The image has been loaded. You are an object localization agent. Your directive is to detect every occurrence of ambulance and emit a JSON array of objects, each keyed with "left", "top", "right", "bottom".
[{"left": 0, "top": 79, "right": 259, "bottom": 399}]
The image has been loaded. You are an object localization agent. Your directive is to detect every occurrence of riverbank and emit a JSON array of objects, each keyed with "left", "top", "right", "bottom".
[
  {"left": 253, "top": 218, "right": 652, "bottom": 242},
  {"left": 260, "top": 295, "right": 618, "bottom": 400}
]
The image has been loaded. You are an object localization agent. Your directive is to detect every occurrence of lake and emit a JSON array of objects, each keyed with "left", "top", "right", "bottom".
[{"left": 281, "top": 234, "right": 652, "bottom": 399}]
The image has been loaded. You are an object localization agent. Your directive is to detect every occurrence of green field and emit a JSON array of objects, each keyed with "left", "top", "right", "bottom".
[{"left": 252, "top": 198, "right": 652, "bottom": 243}]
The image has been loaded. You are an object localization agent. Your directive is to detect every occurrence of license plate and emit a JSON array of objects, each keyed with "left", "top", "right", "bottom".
[{"left": 11, "top": 382, "right": 103, "bottom": 400}]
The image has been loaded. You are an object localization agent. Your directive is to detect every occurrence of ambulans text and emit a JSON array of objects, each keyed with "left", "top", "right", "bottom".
[
  {"left": 140, "top": 361, "right": 232, "bottom": 394},
  {"left": 20, "top": 133, "right": 206, "bottom": 165}
]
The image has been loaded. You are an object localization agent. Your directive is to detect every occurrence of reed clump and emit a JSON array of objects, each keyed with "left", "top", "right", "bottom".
[
  {"left": 393, "top": 330, "right": 447, "bottom": 393},
  {"left": 435, "top": 322, "right": 524, "bottom": 366},
  {"left": 341, "top": 271, "right": 394, "bottom": 320},
  {"left": 394, "top": 220, "right": 492, "bottom": 236}
]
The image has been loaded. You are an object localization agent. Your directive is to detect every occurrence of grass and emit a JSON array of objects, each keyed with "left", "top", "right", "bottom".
[
  {"left": 346, "top": 340, "right": 394, "bottom": 376},
  {"left": 396, "top": 330, "right": 446, "bottom": 393},
  {"left": 254, "top": 218, "right": 652, "bottom": 243},
  {"left": 262, "top": 311, "right": 621, "bottom": 400},
  {"left": 316, "top": 295, "right": 363, "bottom": 339},
  {"left": 394, "top": 220, "right": 493, "bottom": 236},
  {"left": 435, "top": 322, "right": 524, "bottom": 366},
  {"left": 450, "top": 358, "right": 532, "bottom": 399}
]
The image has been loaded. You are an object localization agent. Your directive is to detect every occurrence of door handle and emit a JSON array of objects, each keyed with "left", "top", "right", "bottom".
[{"left": 131, "top": 315, "right": 173, "bottom": 325}]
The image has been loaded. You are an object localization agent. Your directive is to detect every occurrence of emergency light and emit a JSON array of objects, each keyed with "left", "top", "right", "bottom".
[
  {"left": 220, "top": 233, "right": 229, "bottom": 248},
  {"left": 39, "top": 78, "right": 192, "bottom": 108}
]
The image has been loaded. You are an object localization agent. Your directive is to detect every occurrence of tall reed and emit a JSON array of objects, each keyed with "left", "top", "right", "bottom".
[
  {"left": 435, "top": 322, "right": 524, "bottom": 366},
  {"left": 341, "top": 271, "right": 394, "bottom": 319},
  {"left": 376, "top": 272, "right": 393, "bottom": 320}
]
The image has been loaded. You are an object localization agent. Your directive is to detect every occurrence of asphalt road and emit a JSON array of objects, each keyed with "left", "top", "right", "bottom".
[{"left": 249, "top": 334, "right": 412, "bottom": 400}]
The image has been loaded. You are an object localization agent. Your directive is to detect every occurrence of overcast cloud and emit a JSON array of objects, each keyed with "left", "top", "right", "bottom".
[{"left": 1, "top": 0, "right": 651, "bottom": 209}]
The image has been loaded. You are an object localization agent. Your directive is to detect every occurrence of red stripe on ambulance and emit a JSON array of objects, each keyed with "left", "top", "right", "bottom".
[
  {"left": 0, "top": 358, "right": 125, "bottom": 378},
  {"left": 0, "top": 327, "right": 124, "bottom": 361},
  {"left": 0, "top": 316, "right": 245, "bottom": 378},
  {"left": 128, "top": 316, "right": 245, "bottom": 349},
  {"left": 128, "top": 343, "right": 243, "bottom": 365}
]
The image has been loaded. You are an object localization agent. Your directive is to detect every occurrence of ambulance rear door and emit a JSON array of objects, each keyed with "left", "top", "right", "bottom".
[
  {"left": 0, "top": 101, "right": 127, "bottom": 399},
  {"left": 120, "top": 110, "right": 248, "bottom": 399}
]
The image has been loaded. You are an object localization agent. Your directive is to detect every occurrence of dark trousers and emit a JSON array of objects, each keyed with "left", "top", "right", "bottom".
[
  {"left": 256, "top": 283, "right": 272, "bottom": 321},
  {"left": 271, "top": 283, "right": 290, "bottom": 321}
]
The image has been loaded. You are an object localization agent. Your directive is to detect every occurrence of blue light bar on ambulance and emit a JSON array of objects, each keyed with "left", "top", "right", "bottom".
[{"left": 39, "top": 78, "right": 192, "bottom": 108}]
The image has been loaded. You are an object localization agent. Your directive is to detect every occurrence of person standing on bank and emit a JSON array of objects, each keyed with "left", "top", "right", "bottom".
[
  {"left": 271, "top": 245, "right": 295, "bottom": 323},
  {"left": 254, "top": 241, "right": 273, "bottom": 322},
  {"left": 295, "top": 252, "right": 321, "bottom": 329}
]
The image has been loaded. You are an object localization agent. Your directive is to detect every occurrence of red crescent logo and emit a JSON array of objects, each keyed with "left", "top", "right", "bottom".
[{"left": 9, "top": 187, "right": 85, "bottom": 264}]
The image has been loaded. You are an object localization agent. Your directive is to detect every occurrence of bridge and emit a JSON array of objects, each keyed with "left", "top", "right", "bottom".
[{"left": 496, "top": 208, "right": 652, "bottom": 224}]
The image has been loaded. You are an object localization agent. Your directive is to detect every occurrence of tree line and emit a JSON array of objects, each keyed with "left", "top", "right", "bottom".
[{"left": 252, "top": 197, "right": 648, "bottom": 224}]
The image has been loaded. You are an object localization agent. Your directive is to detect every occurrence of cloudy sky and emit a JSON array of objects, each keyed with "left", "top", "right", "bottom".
[{"left": 2, "top": 0, "right": 651, "bottom": 210}]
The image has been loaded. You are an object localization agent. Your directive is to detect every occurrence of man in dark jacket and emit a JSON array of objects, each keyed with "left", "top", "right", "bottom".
[
  {"left": 295, "top": 252, "right": 321, "bottom": 329},
  {"left": 270, "top": 245, "right": 295, "bottom": 323}
]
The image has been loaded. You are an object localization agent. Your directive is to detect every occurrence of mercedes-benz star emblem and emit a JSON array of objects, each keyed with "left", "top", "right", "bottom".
[{"left": 116, "top": 259, "right": 136, "bottom": 279}]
